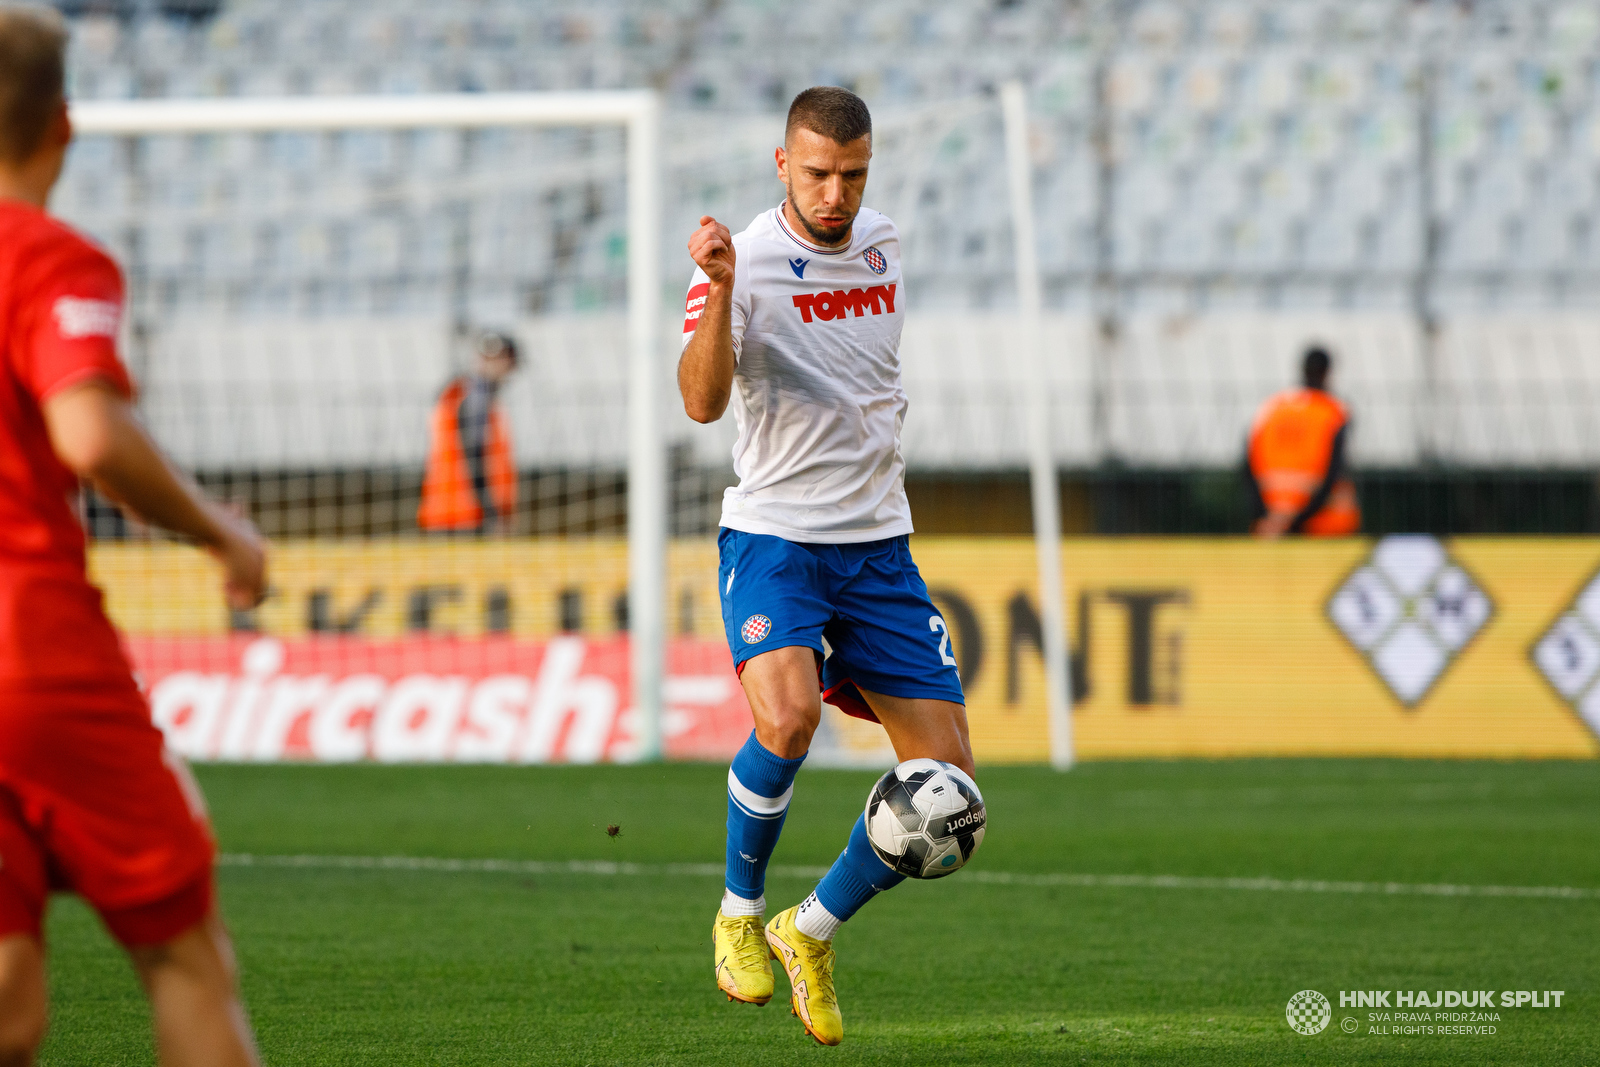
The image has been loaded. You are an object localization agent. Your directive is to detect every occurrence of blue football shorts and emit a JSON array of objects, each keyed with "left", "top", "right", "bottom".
[{"left": 717, "top": 528, "right": 965, "bottom": 722}]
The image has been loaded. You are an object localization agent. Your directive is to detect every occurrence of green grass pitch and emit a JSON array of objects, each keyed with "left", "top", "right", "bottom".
[{"left": 36, "top": 759, "right": 1600, "bottom": 1066}]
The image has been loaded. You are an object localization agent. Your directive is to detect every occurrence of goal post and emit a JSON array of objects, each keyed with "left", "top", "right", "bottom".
[
  {"left": 1001, "top": 81, "right": 1074, "bottom": 771},
  {"left": 71, "top": 91, "right": 668, "bottom": 763}
]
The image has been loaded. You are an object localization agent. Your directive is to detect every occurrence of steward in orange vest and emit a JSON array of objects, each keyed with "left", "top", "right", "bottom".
[
  {"left": 1246, "top": 346, "right": 1360, "bottom": 537},
  {"left": 418, "top": 332, "right": 519, "bottom": 533}
]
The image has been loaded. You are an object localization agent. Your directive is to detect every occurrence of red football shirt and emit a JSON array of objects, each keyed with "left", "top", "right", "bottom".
[{"left": 0, "top": 199, "right": 138, "bottom": 693}]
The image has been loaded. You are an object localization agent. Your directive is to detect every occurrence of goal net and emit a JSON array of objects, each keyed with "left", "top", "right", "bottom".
[{"left": 65, "top": 92, "right": 693, "bottom": 765}]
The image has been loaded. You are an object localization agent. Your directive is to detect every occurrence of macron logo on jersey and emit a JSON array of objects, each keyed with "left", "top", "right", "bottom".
[
  {"left": 683, "top": 282, "right": 710, "bottom": 334},
  {"left": 788, "top": 257, "right": 809, "bottom": 278},
  {"left": 790, "top": 283, "right": 896, "bottom": 323},
  {"left": 52, "top": 296, "right": 121, "bottom": 340}
]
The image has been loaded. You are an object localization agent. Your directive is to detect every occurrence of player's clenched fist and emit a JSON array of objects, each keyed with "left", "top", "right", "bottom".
[
  {"left": 679, "top": 215, "right": 737, "bottom": 423},
  {"left": 688, "top": 215, "right": 735, "bottom": 286}
]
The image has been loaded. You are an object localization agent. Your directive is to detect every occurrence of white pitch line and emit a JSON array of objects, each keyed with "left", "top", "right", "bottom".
[{"left": 216, "top": 854, "right": 1599, "bottom": 901}]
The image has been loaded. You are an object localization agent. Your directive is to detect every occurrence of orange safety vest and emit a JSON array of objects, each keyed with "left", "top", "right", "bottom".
[
  {"left": 1248, "top": 387, "right": 1360, "bottom": 536},
  {"left": 417, "top": 379, "right": 517, "bottom": 531}
]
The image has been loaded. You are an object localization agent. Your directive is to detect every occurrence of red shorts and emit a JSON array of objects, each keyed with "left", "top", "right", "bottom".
[{"left": 0, "top": 686, "right": 215, "bottom": 947}]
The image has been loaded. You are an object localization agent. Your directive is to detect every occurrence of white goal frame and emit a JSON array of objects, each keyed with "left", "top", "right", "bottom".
[
  {"left": 73, "top": 91, "right": 669, "bottom": 763},
  {"left": 1001, "top": 82, "right": 1073, "bottom": 770}
]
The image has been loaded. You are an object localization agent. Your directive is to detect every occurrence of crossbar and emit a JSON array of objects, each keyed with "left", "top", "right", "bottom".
[{"left": 70, "top": 91, "right": 657, "bottom": 134}]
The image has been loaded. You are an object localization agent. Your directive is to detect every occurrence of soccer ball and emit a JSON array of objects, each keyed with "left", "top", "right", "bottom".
[{"left": 864, "top": 758, "right": 986, "bottom": 879}]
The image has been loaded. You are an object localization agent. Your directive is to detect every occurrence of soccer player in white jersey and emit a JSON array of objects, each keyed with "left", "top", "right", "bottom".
[{"left": 680, "top": 87, "right": 976, "bottom": 1047}]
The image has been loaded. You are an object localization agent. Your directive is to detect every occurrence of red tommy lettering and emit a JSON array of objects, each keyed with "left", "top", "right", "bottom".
[
  {"left": 841, "top": 288, "right": 873, "bottom": 317},
  {"left": 683, "top": 282, "right": 710, "bottom": 334},
  {"left": 792, "top": 283, "right": 898, "bottom": 324}
]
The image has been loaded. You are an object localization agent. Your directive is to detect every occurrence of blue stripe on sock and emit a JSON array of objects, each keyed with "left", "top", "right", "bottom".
[{"left": 725, "top": 732, "right": 805, "bottom": 897}]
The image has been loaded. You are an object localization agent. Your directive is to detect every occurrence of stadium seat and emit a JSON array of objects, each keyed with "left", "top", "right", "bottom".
[{"left": 46, "top": 0, "right": 1600, "bottom": 469}]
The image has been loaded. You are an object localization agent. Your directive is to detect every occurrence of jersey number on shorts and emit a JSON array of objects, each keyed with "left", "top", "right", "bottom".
[{"left": 928, "top": 615, "right": 958, "bottom": 667}]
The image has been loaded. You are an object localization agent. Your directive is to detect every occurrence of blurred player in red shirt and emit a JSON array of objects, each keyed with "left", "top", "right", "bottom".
[{"left": 0, "top": 8, "right": 265, "bottom": 1064}]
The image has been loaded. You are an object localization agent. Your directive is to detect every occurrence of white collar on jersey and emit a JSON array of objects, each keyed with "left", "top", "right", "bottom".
[{"left": 775, "top": 201, "right": 855, "bottom": 256}]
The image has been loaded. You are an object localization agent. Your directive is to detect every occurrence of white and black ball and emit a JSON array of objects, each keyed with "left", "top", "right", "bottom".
[{"left": 864, "top": 758, "right": 986, "bottom": 879}]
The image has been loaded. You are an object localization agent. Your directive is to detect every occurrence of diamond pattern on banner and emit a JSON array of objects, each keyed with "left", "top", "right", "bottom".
[
  {"left": 1327, "top": 536, "right": 1492, "bottom": 707},
  {"left": 1532, "top": 614, "right": 1600, "bottom": 700},
  {"left": 1531, "top": 570, "right": 1600, "bottom": 741},
  {"left": 1371, "top": 622, "right": 1447, "bottom": 706},
  {"left": 1578, "top": 579, "right": 1600, "bottom": 631},
  {"left": 1372, "top": 535, "right": 1446, "bottom": 597},
  {"left": 1418, "top": 566, "right": 1492, "bottom": 651},
  {"left": 1580, "top": 686, "right": 1600, "bottom": 740},
  {"left": 1326, "top": 567, "right": 1400, "bottom": 651}
]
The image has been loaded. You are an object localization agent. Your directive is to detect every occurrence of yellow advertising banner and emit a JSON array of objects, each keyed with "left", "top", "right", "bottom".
[{"left": 91, "top": 536, "right": 1600, "bottom": 762}]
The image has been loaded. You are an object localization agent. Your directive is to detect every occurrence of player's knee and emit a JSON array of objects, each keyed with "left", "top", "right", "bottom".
[
  {"left": 756, "top": 702, "right": 820, "bottom": 759},
  {"left": 760, "top": 721, "right": 816, "bottom": 759}
]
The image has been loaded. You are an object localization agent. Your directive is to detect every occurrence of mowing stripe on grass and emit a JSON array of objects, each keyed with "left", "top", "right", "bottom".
[{"left": 216, "top": 853, "right": 1599, "bottom": 900}]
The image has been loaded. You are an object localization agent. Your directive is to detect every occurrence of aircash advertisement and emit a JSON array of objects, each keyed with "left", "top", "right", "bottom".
[{"left": 91, "top": 536, "right": 1600, "bottom": 766}]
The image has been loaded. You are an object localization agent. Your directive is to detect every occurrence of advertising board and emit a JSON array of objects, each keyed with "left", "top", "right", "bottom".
[{"left": 94, "top": 537, "right": 1600, "bottom": 764}]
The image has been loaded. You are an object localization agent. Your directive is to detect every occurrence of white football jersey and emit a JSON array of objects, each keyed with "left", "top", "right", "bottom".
[{"left": 682, "top": 204, "right": 912, "bottom": 544}]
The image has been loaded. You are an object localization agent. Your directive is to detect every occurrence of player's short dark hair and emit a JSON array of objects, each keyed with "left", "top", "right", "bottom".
[
  {"left": 785, "top": 86, "right": 872, "bottom": 147},
  {"left": 1303, "top": 346, "right": 1332, "bottom": 389},
  {"left": 0, "top": 4, "right": 68, "bottom": 166}
]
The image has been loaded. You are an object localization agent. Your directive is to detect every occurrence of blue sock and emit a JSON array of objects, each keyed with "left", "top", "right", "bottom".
[
  {"left": 724, "top": 732, "right": 805, "bottom": 901},
  {"left": 811, "top": 813, "right": 905, "bottom": 924}
]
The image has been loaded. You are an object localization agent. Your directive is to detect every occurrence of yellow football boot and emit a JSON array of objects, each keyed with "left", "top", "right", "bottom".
[
  {"left": 764, "top": 904, "right": 843, "bottom": 1046},
  {"left": 713, "top": 911, "right": 774, "bottom": 1005}
]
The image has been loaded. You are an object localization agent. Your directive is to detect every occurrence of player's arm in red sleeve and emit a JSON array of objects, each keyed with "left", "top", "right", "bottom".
[
  {"left": 44, "top": 382, "right": 266, "bottom": 608},
  {"left": 24, "top": 250, "right": 267, "bottom": 609}
]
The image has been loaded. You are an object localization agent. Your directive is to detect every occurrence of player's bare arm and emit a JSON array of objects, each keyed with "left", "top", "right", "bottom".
[
  {"left": 679, "top": 215, "right": 737, "bottom": 423},
  {"left": 44, "top": 380, "right": 267, "bottom": 609}
]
